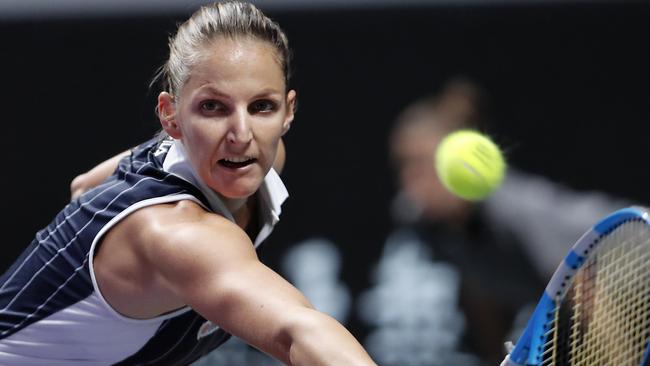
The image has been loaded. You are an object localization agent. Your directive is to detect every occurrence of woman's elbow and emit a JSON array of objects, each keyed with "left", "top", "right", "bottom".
[{"left": 70, "top": 173, "right": 90, "bottom": 200}]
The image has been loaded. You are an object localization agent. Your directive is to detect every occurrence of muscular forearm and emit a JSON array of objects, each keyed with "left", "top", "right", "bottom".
[
  {"left": 151, "top": 229, "right": 375, "bottom": 366},
  {"left": 285, "top": 308, "right": 377, "bottom": 366}
]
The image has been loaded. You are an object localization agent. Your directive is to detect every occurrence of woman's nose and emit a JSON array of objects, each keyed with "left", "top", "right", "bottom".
[{"left": 226, "top": 109, "right": 253, "bottom": 145}]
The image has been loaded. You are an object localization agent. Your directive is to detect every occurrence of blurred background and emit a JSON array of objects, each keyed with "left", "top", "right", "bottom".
[{"left": 1, "top": 0, "right": 649, "bottom": 365}]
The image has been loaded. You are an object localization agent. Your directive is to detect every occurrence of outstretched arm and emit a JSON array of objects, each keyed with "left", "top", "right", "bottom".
[{"left": 119, "top": 202, "right": 376, "bottom": 366}]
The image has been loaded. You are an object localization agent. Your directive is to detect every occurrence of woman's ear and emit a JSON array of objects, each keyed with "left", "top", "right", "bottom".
[
  {"left": 158, "top": 92, "right": 181, "bottom": 138},
  {"left": 282, "top": 90, "right": 297, "bottom": 135}
]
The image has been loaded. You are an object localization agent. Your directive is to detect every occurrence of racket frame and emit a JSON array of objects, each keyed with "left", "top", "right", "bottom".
[{"left": 503, "top": 206, "right": 650, "bottom": 366}]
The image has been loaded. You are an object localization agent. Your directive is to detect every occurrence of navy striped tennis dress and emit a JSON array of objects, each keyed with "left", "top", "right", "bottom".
[{"left": 0, "top": 137, "right": 288, "bottom": 365}]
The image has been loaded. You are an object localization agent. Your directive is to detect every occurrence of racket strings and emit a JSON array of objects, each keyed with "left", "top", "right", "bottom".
[
  {"left": 571, "top": 231, "right": 648, "bottom": 365},
  {"left": 541, "top": 220, "right": 650, "bottom": 366}
]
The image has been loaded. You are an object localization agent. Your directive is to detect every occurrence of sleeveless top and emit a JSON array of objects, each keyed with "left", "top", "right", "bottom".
[{"left": 0, "top": 138, "right": 289, "bottom": 365}]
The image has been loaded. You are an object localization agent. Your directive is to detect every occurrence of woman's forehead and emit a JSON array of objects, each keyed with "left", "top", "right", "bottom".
[
  {"left": 202, "top": 36, "right": 281, "bottom": 67},
  {"left": 184, "top": 39, "right": 285, "bottom": 93}
]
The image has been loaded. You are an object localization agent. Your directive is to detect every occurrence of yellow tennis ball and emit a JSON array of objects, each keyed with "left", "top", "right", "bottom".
[{"left": 435, "top": 129, "right": 506, "bottom": 201}]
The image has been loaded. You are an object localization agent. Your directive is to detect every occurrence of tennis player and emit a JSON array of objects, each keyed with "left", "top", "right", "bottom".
[{"left": 0, "top": 2, "right": 377, "bottom": 365}]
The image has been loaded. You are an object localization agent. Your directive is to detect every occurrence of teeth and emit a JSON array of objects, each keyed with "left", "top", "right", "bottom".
[{"left": 223, "top": 156, "right": 252, "bottom": 163}]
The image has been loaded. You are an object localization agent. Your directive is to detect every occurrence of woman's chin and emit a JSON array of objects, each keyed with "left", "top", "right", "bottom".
[
  {"left": 210, "top": 166, "right": 266, "bottom": 199},
  {"left": 216, "top": 181, "right": 261, "bottom": 200}
]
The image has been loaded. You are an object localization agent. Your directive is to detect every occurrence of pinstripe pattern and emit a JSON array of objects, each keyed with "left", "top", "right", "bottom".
[{"left": 0, "top": 138, "right": 284, "bottom": 365}]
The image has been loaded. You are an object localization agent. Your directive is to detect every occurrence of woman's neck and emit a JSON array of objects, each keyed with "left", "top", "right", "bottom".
[{"left": 219, "top": 193, "right": 256, "bottom": 229}]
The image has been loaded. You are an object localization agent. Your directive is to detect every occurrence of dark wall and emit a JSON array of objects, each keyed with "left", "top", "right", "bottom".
[{"left": 2, "top": 1, "right": 649, "bottom": 336}]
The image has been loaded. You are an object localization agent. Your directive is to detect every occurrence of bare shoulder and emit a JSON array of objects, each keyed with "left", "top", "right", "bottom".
[
  {"left": 123, "top": 200, "right": 257, "bottom": 275},
  {"left": 125, "top": 199, "right": 240, "bottom": 242},
  {"left": 94, "top": 200, "right": 255, "bottom": 318}
]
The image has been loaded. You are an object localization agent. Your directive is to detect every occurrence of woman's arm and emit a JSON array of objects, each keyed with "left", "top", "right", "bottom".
[
  {"left": 70, "top": 150, "right": 131, "bottom": 199},
  {"left": 122, "top": 202, "right": 376, "bottom": 366}
]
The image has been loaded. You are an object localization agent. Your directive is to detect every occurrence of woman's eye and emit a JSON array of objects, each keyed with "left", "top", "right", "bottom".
[
  {"left": 200, "top": 100, "right": 225, "bottom": 113},
  {"left": 249, "top": 100, "right": 277, "bottom": 113}
]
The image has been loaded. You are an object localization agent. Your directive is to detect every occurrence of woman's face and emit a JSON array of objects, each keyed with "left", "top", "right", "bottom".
[
  {"left": 391, "top": 124, "right": 470, "bottom": 223},
  {"left": 161, "top": 37, "right": 295, "bottom": 200}
]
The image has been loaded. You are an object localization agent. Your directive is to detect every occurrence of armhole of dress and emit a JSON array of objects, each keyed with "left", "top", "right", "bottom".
[{"left": 88, "top": 193, "right": 209, "bottom": 324}]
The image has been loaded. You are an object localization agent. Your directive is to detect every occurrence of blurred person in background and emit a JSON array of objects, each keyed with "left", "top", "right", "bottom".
[{"left": 357, "top": 77, "right": 630, "bottom": 365}]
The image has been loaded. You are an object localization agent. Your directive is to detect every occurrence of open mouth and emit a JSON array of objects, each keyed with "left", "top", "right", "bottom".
[{"left": 218, "top": 157, "right": 256, "bottom": 169}]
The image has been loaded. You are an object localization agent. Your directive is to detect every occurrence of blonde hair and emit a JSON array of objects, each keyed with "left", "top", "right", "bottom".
[{"left": 152, "top": 1, "right": 292, "bottom": 99}]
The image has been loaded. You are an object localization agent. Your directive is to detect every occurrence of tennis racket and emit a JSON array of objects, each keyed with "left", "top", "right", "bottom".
[{"left": 501, "top": 206, "right": 650, "bottom": 366}]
